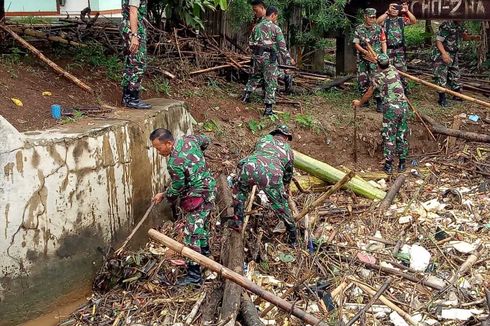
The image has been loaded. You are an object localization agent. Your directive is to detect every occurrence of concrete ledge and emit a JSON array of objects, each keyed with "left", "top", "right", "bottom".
[{"left": 0, "top": 99, "right": 191, "bottom": 325}]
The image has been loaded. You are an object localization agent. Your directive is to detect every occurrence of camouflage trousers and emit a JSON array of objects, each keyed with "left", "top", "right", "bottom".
[
  {"left": 382, "top": 102, "right": 409, "bottom": 161},
  {"left": 244, "top": 56, "right": 279, "bottom": 104},
  {"left": 182, "top": 194, "right": 215, "bottom": 265},
  {"left": 356, "top": 59, "right": 378, "bottom": 95},
  {"left": 388, "top": 47, "right": 408, "bottom": 90},
  {"left": 121, "top": 30, "right": 147, "bottom": 91},
  {"left": 433, "top": 53, "right": 461, "bottom": 90},
  {"left": 233, "top": 159, "right": 296, "bottom": 233}
]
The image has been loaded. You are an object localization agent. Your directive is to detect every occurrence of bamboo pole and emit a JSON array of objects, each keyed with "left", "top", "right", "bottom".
[
  {"left": 399, "top": 71, "right": 490, "bottom": 109},
  {"left": 115, "top": 203, "right": 155, "bottom": 256},
  {"left": 295, "top": 171, "right": 355, "bottom": 222},
  {"left": 148, "top": 229, "right": 326, "bottom": 326},
  {"left": 189, "top": 60, "right": 251, "bottom": 75},
  {"left": 293, "top": 150, "right": 386, "bottom": 200},
  {"left": 0, "top": 24, "right": 94, "bottom": 93}
]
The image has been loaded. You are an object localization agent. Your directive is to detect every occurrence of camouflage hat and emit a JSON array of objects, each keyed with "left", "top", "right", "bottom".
[
  {"left": 364, "top": 8, "right": 377, "bottom": 16},
  {"left": 270, "top": 124, "right": 293, "bottom": 141},
  {"left": 377, "top": 53, "right": 390, "bottom": 66}
]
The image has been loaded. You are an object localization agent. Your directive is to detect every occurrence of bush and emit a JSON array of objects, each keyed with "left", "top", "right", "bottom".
[{"left": 404, "top": 22, "right": 430, "bottom": 48}]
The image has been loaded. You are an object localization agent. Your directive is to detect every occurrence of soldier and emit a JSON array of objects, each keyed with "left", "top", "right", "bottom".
[
  {"left": 353, "top": 8, "right": 387, "bottom": 112},
  {"left": 269, "top": 11, "right": 293, "bottom": 94},
  {"left": 150, "top": 129, "right": 216, "bottom": 286},
  {"left": 229, "top": 125, "right": 297, "bottom": 246},
  {"left": 242, "top": 6, "right": 295, "bottom": 116},
  {"left": 432, "top": 21, "right": 480, "bottom": 107},
  {"left": 121, "top": 0, "right": 151, "bottom": 109},
  {"left": 376, "top": 2, "right": 416, "bottom": 92},
  {"left": 352, "top": 54, "right": 409, "bottom": 174}
]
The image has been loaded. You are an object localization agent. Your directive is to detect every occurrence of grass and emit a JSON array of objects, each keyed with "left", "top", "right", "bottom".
[
  {"left": 152, "top": 76, "right": 171, "bottom": 96},
  {"left": 405, "top": 22, "right": 431, "bottom": 48},
  {"left": 73, "top": 43, "right": 123, "bottom": 82}
]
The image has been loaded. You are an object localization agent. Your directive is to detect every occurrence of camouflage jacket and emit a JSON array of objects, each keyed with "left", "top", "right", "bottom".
[
  {"left": 353, "top": 23, "right": 386, "bottom": 58},
  {"left": 435, "top": 21, "right": 466, "bottom": 54},
  {"left": 165, "top": 135, "right": 216, "bottom": 202},
  {"left": 372, "top": 65, "right": 406, "bottom": 106},
  {"left": 121, "top": 0, "right": 147, "bottom": 35},
  {"left": 249, "top": 18, "right": 292, "bottom": 65},
  {"left": 239, "top": 134, "right": 294, "bottom": 185},
  {"left": 382, "top": 16, "right": 410, "bottom": 48}
]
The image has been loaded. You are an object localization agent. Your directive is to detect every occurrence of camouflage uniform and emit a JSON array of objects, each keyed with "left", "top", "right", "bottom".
[
  {"left": 121, "top": 0, "right": 148, "bottom": 91},
  {"left": 382, "top": 16, "right": 410, "bottom": 89},
  {"left": 353, "top": 23, "right": 386, "bottom": 94},
  {"left": 166, "top": 135, "right": 216, "bottom": 259},
  {"left": 234, "top": 134, "right": 295, "bottom": 234},
  {"left": 245, "top": 18, "right": 292, "bottom": 104},
  {"left": 372, "top": 65, "right": 409, "bottom": 161},
  {"left": 432, "top": 21, "right": 465, "bottom": 90}
]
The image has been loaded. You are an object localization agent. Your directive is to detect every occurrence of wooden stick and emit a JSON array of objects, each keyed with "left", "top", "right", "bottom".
[
  {"left": 345, "top": 277, "right": 393, "bottom": 326},
  {"left": 295, "top": 171, "right": 355, "bottom": 222},
  {"left": 242, "top": 185, "right": 257, "bottom": 238},
  {"left": 0, "top": 24, "right": 94, "bottom": 93},
  {"left": 406, "top": 100, "right": 437, "bottom": 142},
  {"left": 185, "top": 292, "right": 206, "bottom": 325},
  {"left": 114, "top": 202, "right": 155, "bottom": 256},
  {"left": 353, "top": 105, "right": 358, "bottom": 163},
  {"left": 148, "top": 229, "right": 326, "bottom": 326},
  {"left": 399, "top": 70, "right": 490, "bottom": 109},
  {"left": 349, "top": 278, "right": 420, "bottom": 326},
  {"left": 189, "top": 60, "right": 251, "bottom": 75},
  {"left": 448, "top": 248, "right": 481, "bottom": 285},
  {"left": 174, "top": 28, "right": 183, "bottom": 64},
  {"left": 378, "top": 174, "right": 407, "bottom": 215}
]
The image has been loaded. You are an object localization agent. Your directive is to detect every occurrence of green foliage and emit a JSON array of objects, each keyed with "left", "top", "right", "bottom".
[
  {"left": 1, "top": 47, "right": 24, "bottom": 65},
  {"left": 10, "top": 16, "right": 52, "bottom": 24},
  {"left": 405, "top": 22, "right": 430, "bottom": 48},
  {"left": 248, "top": 118, "right": 268, "bottom": 134},
  {"left": 202, "top": 119, "right": 220, "bottom": 132},
  {"left": 74, "top": 43, "right": 123, "bottom": 82},
  {"left": 294, "top": 113, "right": 314, "bottom": 129},
  {"left": 153, "top": 76, "right": 171, "bottom": 95}
]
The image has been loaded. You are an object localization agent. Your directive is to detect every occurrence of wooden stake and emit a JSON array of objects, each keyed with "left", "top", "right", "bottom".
[
  {"left": 0, "top": 24, "right": 94, "bottom": 93},
  {"left": 242, "top": 185, "right": 257, "bottom": 238},
  {"left": 406, "top": 100, "right": 437, "bottom": 142},
  {"left": 148, "top": 229, "right": 326, "bottom": 326},
  {"left": 295, "top": 171, "right": 355, "bottom": 222}
]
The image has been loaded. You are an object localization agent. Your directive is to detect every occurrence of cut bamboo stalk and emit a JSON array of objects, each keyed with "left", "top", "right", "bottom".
[
  {"left": 295, "top": 171, "right": 355, "bottom": 222},
  {"left": 293, "top": 150, "right": 386, "bottom": 200},
  {"left": 0, "top": 24, "right": 94, "bottom": 93},
  {"left": 148, "top": 229, "right": 326, "bottom": 326}
]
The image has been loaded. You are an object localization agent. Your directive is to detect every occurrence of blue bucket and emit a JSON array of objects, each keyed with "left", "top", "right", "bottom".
[{"left": 51, "top": 104, "right": 62, "bottom": 120}]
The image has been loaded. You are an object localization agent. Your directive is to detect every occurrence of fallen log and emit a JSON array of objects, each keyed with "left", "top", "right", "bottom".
[
  {"left": 420, "top": 113, "right": 490, "bottom": 143},
  {"left": 0, "top": 24, "right": 94, "bottom": 93},
  {"left": 316, "top": 74, "right": 354, "bottom": 92},
  {"left": 10, "top": 27, "right": 87, "bottom": 47},
  {"left": 293, "top": 150, "right": 386, "bottom": 200},
  {"left": 378, "top": 174, "right": 407, "bottom": 216},
  {"left": 398, "top": 70, "right": 490, "bottom": 109},
  {"left": 148, "top": 229, "right": 326, "bottom": 326},
  {"left": 295, "top": 171, "right": 355, "bottom": 222},
  {"left": 240, "top": 292, "right": 265, "bottom": 326},
  {"left": 189, "top": 60, "right": 251, "bottom": 75}
]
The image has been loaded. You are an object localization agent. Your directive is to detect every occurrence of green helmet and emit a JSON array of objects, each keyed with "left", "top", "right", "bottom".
[{"left": 270, "top": 124, "right": 293, "bottom": 141}]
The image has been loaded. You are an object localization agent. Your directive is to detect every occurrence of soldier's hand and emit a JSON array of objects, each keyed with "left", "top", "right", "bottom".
[
  {"left": 130, "top": 36, "right": 140, "bottom": 54},
  {"left": 152, "top": 192, "right": 165, "bottom": 204},
  {"left": 290, "top": 58, "right": 296, "bottom": 65},
  {"left": 442, "top": 53, "right": 452, "bottom": 64},
  {"left": 352, "top": 100, "right": 362, "bottom": 108},
  {"left": 401, "top": 3, "right": 409, "bottom": 12}
]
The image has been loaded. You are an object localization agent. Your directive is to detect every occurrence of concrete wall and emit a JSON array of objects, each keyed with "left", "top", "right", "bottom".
[{"left": 0, "top": 99, "right": 192, "bottom": 325}]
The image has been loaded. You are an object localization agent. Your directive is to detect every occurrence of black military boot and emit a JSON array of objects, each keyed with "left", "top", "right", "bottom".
[
  {"left": 201, "top": 245, "right": 211, "bottom": 257},
  {"left": 121, "top": 86, "right": 131, "bottom": 106},
  {"left": 175, "top": 263, "right": 202, "bottom": 286},
  {"left": 383, "top": 160, "right": 393, "bottom": 174},
  {"left": 438, "top": 92, "right": 449, "bottom": 107},
  {"left": 263, "top": 103, "right": 274, "bottom": 116},
  {"left": 241, "top": 91, "right": 251, "bottom": 103},
  {"left": 452, "top": 88, "right": 463, "bottom": 102},
  {"left": 398, "top": 159, "right": 406, "bottom": 173},
  {"left": 375, "top": 97, "right": 383, "bottom": 113},
  {"left": 284, "top": 74, "right": 293, "bottom": 94},
  {"left": 125, "top": 89, "right": 152, "bottom": 109}
]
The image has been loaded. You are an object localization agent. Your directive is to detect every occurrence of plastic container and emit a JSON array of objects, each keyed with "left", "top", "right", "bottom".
[{"left": 51, "top": 104, "right": 62, "bottom": 120}]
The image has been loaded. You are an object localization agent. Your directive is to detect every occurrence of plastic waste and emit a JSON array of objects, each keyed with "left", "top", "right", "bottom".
[{"left": 409, "top": 244, "right": 431, "bottom": 272}]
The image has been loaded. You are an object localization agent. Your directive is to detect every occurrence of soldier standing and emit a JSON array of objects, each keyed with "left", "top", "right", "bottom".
[
  {"left": 150, "top": 129, "right": 216, "bottom": 286},
  {"left": 241, "top": 6, "right": 295, "bottom": 116},
  {"left": 376, "top": 2, "right": 416, "bottom": 92},
  {"left": 121, "top": 0, "right": 152, "bottom": 109},
  {"left": 269, "top": 11, "right": 293, "bottom": 94},
  {"left": 352, "top": 54, "right": 409, "bottom": 174},
  {"left": 230, "top": 125, "right": 297, "bottom": 246},
  {"left": 353, "top": 8, "right": 387, "bottom": 112},
  {"left": 432, "top": 21, "right": 480, "bottom": 107}
]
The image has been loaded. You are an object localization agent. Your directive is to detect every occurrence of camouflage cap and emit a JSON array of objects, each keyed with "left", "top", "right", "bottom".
[
  {"left": 270, "top": 124, "right": 293, "bottom": 141},
  {"left": 377, "top": 53, "right": 390, "bottom": 66},
  {"left": 365, "top": 8, "right": 377, "bottom": 16}
]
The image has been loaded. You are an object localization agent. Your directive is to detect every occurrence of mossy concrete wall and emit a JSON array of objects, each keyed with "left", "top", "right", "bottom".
[{"left": 0, "top": 99, "right": 192, "bottom": 325}]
